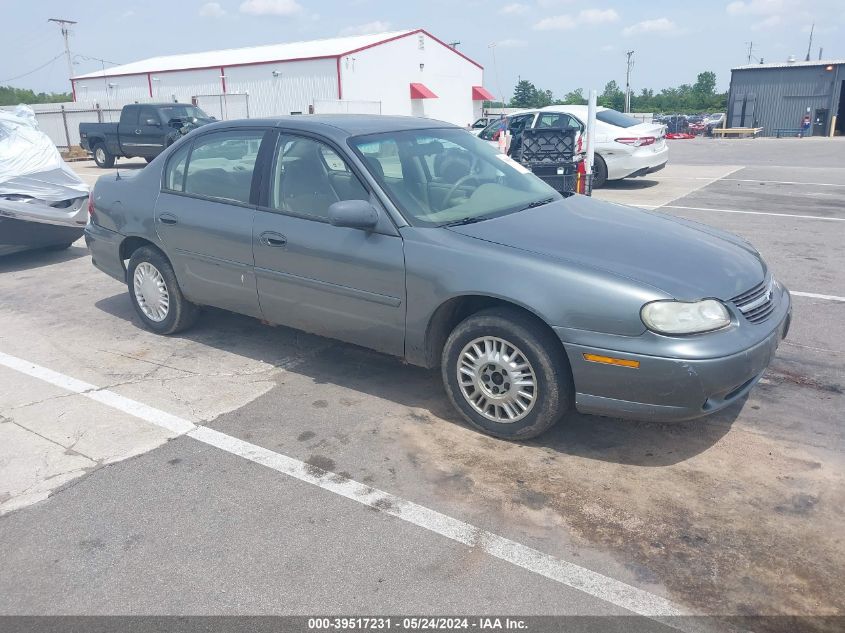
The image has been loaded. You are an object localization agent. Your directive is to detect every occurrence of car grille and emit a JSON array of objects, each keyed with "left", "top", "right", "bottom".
[{"left": 731, "top": 277, "right": 775, "bottom": 324}]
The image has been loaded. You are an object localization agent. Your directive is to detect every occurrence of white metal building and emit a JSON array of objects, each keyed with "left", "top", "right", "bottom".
[{"left": 70, "top": 29, "right": 494, "bottom": 127}]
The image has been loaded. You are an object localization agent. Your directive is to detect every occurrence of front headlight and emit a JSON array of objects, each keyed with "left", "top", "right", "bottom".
[{"left": 641, "top": 299, "right": 730, "bottom": 335}]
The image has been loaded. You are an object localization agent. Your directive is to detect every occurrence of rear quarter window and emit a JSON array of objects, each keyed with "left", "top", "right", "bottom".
[{"left": 596, "top": 109, "right": 641, "bottom": 128}]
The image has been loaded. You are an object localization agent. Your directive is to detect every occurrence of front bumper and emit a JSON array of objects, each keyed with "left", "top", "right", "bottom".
[{"left": 556, "top": 290, "right": 791, "bottom": 422}]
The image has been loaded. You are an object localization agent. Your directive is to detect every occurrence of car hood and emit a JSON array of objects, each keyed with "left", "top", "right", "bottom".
[{"left": 445, "top": 196, "right": 765, "bottom": 300}]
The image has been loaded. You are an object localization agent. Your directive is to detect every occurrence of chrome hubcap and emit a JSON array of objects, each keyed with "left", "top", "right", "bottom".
[
  {"left": 457, "top": 336, "right": 537, "bottom": 424},
  {"left": 95, "top": 147, "right": 105, "bottom": 163},
  {"left": 133, "top": 262, "right": 169, "bottom": 322}
]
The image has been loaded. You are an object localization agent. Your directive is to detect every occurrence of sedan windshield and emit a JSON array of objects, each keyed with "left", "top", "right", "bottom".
[{"left": 350, "top": 128, "right": 560, "bottom": 227}]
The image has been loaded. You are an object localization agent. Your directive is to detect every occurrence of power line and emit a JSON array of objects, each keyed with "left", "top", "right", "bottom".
[{"left": 0, "top": 53, "right": 65, "bottom": 83}]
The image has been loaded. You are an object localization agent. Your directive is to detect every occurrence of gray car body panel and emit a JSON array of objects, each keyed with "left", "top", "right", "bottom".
[{"left": 85, "top": 115, "right": 790, "bottom": 424}]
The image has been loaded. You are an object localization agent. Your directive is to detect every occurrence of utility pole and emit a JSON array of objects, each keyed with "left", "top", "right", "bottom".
[
  {"left": 624, "top": 50, "right": 634, "bottom": 113},
  {"left": 48, "top": 18, "right": 77, "bottom": 87},
  {"left": 447, "top": 41, "right": 461, "bottom": 49},
  {"left": 745, "top": 41, "right": 754, "bottom": 64},
  {"left": 805, "top": 23, "right": 814, "bottom": 61}
]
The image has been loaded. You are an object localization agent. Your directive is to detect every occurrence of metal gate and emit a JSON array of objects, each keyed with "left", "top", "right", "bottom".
[
  {"left": 313, "top": 99, "right": 381, "bottom": 115},
  {"left": 192, "top": 94, "right": 250, "bottom": 121}
]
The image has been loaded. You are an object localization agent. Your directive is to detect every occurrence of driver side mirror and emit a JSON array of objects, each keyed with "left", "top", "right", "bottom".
[{"left": 328, "top": 199, "right": 379, "bottom": 230}]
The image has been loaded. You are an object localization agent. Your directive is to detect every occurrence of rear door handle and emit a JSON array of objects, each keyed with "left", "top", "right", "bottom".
[
  {"left": 259, "top": 231, "right": 287, "bottom": 247},
  {"left": 159, "top": 213, "right": 178, "bottom": 225}
]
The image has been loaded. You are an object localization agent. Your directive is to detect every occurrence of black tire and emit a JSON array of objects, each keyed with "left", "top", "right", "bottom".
[
  {"left": 127, "top": 246, "right": 199, "bottom": 335},
  {"left": 592, "top": 154, "right": 608, "bottom": 188},
  {"left": 441, "top": 307, "right": 573, "bottom": 440},
  {"left": 92, "top": 142, "right": 115, "bottom": 168}
]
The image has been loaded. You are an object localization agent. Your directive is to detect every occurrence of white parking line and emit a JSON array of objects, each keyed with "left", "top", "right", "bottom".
[
  {"left": 0, "top": 349, "right": 690, "bottom": 623},
  {"left": 654, "top": 176, "right": 845, "bottom": 188},
  {"left": 651, "top": 204, "right": 845, "bottom": 222},
  {"left": 791, "top": 291, "right": 845, "bottom": 303}
]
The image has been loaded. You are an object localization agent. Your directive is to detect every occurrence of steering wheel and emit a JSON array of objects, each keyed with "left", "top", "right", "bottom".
[{"left": 443, "top": 175, "right": 480, "bottom": 207}]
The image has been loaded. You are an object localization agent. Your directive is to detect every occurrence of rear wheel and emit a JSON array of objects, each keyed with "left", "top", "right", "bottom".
[
  {"left": 92, "top": 142, "right": 115, "bottom": 168},
  {"left": 127, "top": 246, "right": 199, "bottom": 335},
  {"left": 441, "top": 307, "right": 572, "bottom": 440},
  {"left": 592, "top": 154, "right": 608, "bottom": 188}
]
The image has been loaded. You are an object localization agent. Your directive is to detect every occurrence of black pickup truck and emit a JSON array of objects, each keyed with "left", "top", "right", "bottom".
[{"left": 79, "top": 103, "right": 214, "bottom": 168}]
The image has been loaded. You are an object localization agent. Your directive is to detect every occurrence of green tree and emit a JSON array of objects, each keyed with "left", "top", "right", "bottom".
[
  {"left": 598, "top": 80, "right": 625, "bottom": 110},
  {"left": 510, "top": 80, "right": 539, "bottom": 108},
  {"left": 0, "top": 85, "right": 72, "bottom": 106},
  {"left": 561, "top": 88, "right": 587, "bottom": 105}
]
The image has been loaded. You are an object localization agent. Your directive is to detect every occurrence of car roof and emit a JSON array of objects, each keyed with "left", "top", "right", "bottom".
[{"left": 199, "top": 114, "right": 458, "bottom": 137}]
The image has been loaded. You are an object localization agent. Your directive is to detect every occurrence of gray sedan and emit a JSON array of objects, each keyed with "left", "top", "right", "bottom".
[{"left": 85, "top": 115, "right": 791, "bottom": 440}]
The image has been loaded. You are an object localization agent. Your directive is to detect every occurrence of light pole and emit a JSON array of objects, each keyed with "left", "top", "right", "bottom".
[
  {"left": 488, "top": 42, "right": 504, "bottom": 107},
  {"left": 625, "top": 50, "right": 634, "bottom": 113}
]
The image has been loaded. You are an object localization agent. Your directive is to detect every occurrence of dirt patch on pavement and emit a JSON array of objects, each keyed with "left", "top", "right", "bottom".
[{"left": 397, "top": 404, "right": 845, "bottom": 624}]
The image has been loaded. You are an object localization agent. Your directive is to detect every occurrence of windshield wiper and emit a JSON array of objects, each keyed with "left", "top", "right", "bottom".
[
  {"left": 443, "top": 215, "right": 489, "bottom": 227},
  {"left": 520, "top": 197, "right": 555, "bottom": 211}
]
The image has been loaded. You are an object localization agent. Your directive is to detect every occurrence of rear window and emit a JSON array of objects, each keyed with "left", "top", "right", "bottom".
[{"left": 596, "top": 109, "right": 641, "bottom": 128}]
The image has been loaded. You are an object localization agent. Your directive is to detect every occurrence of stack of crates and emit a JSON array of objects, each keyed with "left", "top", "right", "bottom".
[{"left": 513, "top": 127, "right": 591, "bottom": 196}]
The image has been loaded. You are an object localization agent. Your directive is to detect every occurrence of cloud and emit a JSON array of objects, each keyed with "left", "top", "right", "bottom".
[
  {"left": 622, "top": 17, "right": 678, "bottom": 36},
  {"left": 340, "top": 20, "right": 392, "bottom": 36},
  {"left": 496, "top": 38, "right": 528, "bottom": 47},
  {"left": 239, "top": 0, "right": 303, "bottom": 16},
  {"left": 533, "top": 8, "right": 618, "bottom": 30},
  {"left": 199, "top": 2, "right": 227, "bottom": 17},
  {"left": 726, "top": 0, "right": 784, "bottom": 15},
  {"left": 751, "top": 14, "right": 783, "bottom": 29},
  {"left": 499, "top": 3, "right": 528, "bottom": 14}
]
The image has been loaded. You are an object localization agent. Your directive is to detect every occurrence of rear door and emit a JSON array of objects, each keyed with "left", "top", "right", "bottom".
[
  {"left": 252, "top": 132, "right": 406, "bottom": 356},
  {"left": 154, "top": 127, "right": 270, "bottom": 317}
]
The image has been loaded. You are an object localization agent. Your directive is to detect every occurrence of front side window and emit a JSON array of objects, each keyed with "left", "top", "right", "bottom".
[
  {"left": 269, "top": 135, "right": 369, "bottom": 219},
  {"left": 183, "top": 130, "right": 264, "bottom": 204},
  {"left": 351, "top": 128, "right": 559, "bottom": 227},
  {"left": 536, "top": 113, "right": 582, "bottom": 131},
  {"left": 478, "top": 117, "right": 506, "bottom": 141},
  {"left": 138, "top": 106, "right": 159, "bottom": 126},
  {"left": 158, "top": 105, "right": 210, "bottom": 123}
]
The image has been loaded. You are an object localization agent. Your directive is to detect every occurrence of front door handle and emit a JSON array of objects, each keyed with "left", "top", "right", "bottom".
[
  {"left": 159, "top": 213, "right": 178, "bottom": 225},
  {"left": 135, "top": 129, "right": 142, "bottom": 135},
  {"left": 259, "top": 232, "right": 287, "bottom": 247}
]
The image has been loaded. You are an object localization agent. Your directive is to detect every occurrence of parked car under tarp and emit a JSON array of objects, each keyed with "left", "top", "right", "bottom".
[{"left": 0, "top": 105, "right": 89, "bottom": 256}]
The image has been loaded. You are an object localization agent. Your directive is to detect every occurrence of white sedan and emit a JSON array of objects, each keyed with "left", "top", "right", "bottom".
[
  {"left": 478, "top": 107, "right": 668, "bottom": 188},
  {"left": 542, "top": 105, "right": 668, "bottom": 187}
]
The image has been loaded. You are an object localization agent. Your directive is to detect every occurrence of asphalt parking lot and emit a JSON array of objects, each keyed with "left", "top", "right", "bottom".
[{"left": 1, "top": 137, "right": 843, "bottom": 632}]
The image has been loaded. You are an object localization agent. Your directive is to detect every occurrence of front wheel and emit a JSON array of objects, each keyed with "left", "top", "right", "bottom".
[
  {"left": 441, "top": 307, "right": 572, "bottom": 440},
  {"left": 127, "top": 246, "right": 199, "bottom": 335},
  {"left": 92, "top": 142, "right": 115, "bottom": 168}
]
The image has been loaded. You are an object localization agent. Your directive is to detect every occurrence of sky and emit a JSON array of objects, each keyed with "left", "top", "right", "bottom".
[{"left": 2, "top": 0, "right": 843, "bottom": 99}]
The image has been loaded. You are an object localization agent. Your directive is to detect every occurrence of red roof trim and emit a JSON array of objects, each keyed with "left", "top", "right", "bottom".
[
  {"left": 147, "top": 73, "right": 153, "bottom": 97},
  {"left": 71, "top": 80, "right": 77, "bottom": 102},
  {"left": 220, "top": 67, "right": 227, "bottom": 93},
  {"left": 471, "top": 85, "right": 495, "bottom": 101},
  {"left": 71, "top": 29, "right": 483, "bottom": 82},
  {"left": 410, "top": 82, "right": 438, "bottom": 99}
]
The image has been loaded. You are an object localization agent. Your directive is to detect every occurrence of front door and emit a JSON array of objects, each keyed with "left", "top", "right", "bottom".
[
  {"left": 813, "top": 108, "right": 829, "bottom": 137},
  {"left": 131, "top": 105, "right": 167, "bottom": 158},
  {"left": 155, "top": 128, "right": 268, "bottom": 318},
  {"left": 253, "top": 133, "right": 406, "bottom": 356}
]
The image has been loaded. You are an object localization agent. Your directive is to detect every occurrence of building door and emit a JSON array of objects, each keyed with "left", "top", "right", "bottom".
[
  {"left": 813, "top": 108, "right": 829, "bottom": 137},
  {"left": 730, "top": 94, "right": 745, "bottom": 127}
]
